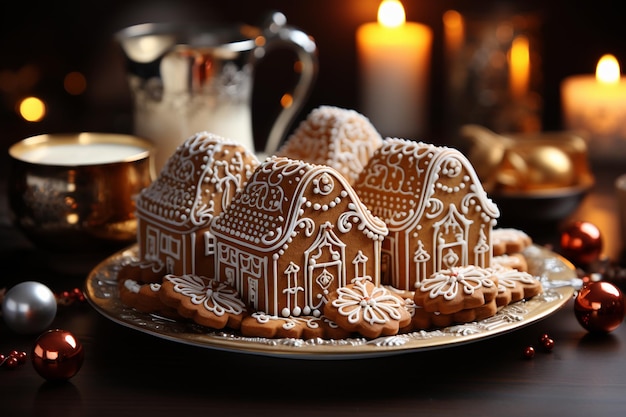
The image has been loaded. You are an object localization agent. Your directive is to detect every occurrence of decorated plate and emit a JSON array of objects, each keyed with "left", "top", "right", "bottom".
[{"left": 85, "top": 244, "right": 578, "bottom": 360}]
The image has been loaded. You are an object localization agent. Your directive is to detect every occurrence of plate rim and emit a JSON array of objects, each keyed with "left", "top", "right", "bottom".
[{"left": 85, "top": 244, "right": 577, "bottom": 360}]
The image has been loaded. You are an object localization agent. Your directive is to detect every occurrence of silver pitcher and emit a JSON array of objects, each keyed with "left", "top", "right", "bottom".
[{"left": 116, "top": 12, "right": 318, "bottom": 171}]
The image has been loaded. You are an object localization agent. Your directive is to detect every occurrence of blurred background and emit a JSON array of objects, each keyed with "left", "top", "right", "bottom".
[{"left": 1, "top": 0, "right": 625, "bottom": 163}]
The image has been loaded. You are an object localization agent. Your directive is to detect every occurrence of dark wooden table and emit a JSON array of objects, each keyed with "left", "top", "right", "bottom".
[{"left": 2, "top": 163, "right": 626, "bottom": 417}]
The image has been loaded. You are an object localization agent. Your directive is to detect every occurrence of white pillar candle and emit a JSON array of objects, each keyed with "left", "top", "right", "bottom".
[
  {"left": 561, "top": 54, "right": 626, "bottom": 161},
  {"left": 356, "top": 0, "right": 432, "bottom": 139}
]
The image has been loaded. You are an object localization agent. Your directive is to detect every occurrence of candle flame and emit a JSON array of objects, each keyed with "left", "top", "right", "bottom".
[
  {"left": 443, "top": 10, "right": 463, "bottom": 32},
  {"left": 443, "top": 10, "right": 464, "bottom": 57},
  {"left": 509, "top": 35, "right": 530, "bottom": 99},
  {"left": 378, "top": 0, "right": 406, "bottom": 28},
  {"left": 596, "top": 54, "right": 621, "bottom": 84}
]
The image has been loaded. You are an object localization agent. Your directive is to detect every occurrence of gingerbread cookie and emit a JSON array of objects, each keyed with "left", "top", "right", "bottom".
[
  {"left": 402, "top": 297, "right": 429, "bottom": 332},
  {"left": 411, "top": 298, "right": 498, "bottom": 329},
  {"left": 159, "top": 274, "right": 248, "bottom": 330},
  {"left": 452, "top": 298, "right": 498, "bottom": 323},
  {"left": 240, "top": 313, "right": 307, "bottom": 339},
  {"left": 491, "top": 253, "right": 528, "bottom": 272},
  {"left": 117, "top": 259, "right": 164, "bottom": 284},
  {"left": 324, "top": 279, "right": 412, "bottom": 339},
  {"left": 489, "top": 265, "right": 543, "bottom": 307},
  {"left": 492, "top": 228, "right": 532, "bottom": 256},
  {"left": 385, "top": 285, "right": 415, "bottom": 301},
  {"left": 414, "top": 266, "right": 498, "bottom": 315},
  {"left": 240, "top": 313, "right": 353, "bottom": 340},
  {"left": 118, "top": 279, "right": 180, "bottom": 319}
]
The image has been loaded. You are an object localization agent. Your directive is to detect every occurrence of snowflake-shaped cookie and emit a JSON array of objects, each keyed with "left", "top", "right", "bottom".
[
  {"left": 159, "top": 274, "right": 248, "bottom": 330},
  {"left": 324, "top": 280, "right": 411, "bottom": 339},
  {"left": 414, "top": 266, "right": 498, "bottom": 314},
  {"left": 489, "top": 265, "right": 543, "bottom": 306}
]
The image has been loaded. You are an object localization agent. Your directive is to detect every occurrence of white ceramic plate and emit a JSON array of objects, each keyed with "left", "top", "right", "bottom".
[{"left": 85, "top": 244, "right": 578, "bottom": 360}]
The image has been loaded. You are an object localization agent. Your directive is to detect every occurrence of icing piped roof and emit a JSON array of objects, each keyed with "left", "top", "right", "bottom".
[
  {"left": 355, "top": 138, "right": 500, "bottom": 229},
  {"left": 276, "top": 105, "right": 383, "bottom": 184},
  {"left": 211, "top": 156, "right": 388, "bottom": 251},
  {"left": 136, "top": 131, "right": 259, "bottom": 230}
]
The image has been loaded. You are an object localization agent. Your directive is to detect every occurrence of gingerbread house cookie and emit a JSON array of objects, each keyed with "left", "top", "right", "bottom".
[
  {"left": 134, "top": 132, "right": 259, "bottom": 281},
  {"left": 353, "top": 138, "right": 500, "bottom": 291},
  {"left": 210, "top": 156, "right": 388, "bottom": 318},
  {"left": 276, "top": 105, "right": 383, "bottom": 185}
]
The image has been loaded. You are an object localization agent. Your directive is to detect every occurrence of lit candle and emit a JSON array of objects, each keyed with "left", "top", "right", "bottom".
[
  {"left": 443, "top": 10, "right": 464, "bottom": 61},
  {"left": 561, "top": 54, "right": 626, "bottom": 160},
  {"left": 509, "top": 35, "right": 530, "bottom": 100},
  {"left": 356, "top": 0, "right": 432, "bottom": 139}
]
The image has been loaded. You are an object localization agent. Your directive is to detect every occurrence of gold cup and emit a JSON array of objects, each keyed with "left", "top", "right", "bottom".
[{"left": 8, "top": 133, "right": 154, "bottom": 253}]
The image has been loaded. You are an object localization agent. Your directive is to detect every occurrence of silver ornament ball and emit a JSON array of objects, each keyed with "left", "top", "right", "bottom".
[{"left": 2, "top": 281, "right": 57, "bottom": 334}]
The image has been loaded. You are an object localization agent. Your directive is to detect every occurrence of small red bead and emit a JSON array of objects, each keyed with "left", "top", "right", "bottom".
[
  {"left": 4, "top": 356, "right": 20, "bottom": 369},
  {"left": 14, "top": 351, "right": 27, "bottom": 364},
  {"left": 542, "top": 338, "right": 555, "bottom": 352},
  {"left": 539, "top": 333, "right": 550, "bottom": 343},
  {"left": 1, "top": 350, "right": 28, "bottom": 369},
  {"left": 523, "top": 346, "right": 536, "bottom": 359},
  {"left": 73, "top": 288, "right": 85, "bottom": 302}
]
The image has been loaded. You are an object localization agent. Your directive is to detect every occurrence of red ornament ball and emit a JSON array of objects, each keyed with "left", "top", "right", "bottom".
[
  {"left": 574, "top": 281, "right": 625, "bottom": 333},
  {"left": 560, "top": 221, "right": 603, "bottom": 267},
  {"left": 31, "top": 329, "right": 84, "bottom": 381}
]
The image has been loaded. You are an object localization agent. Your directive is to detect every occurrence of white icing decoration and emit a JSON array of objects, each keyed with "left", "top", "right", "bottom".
[
  {"left": 124, "top": 279, "right": 142, "bottom": 293},
  {"left": 134, "top": 132, "right": 259, "bottom": 278},
  {"left": 164, "top": 273, "right": 246, "bottom": 316},
  {"left": 488, "top": 265, "right": 538, "bottom": 289},
  {"left": 332, "top": 280, "right": 406, "bottom": 325},
  {"left": 416, "top": 266, "right": 496, "bottom": 300},
  {"left": 492, "top": 228, "right": 532, "bottom": 246},
  {"left": 211, "top": 156, "right": 388, "bottom": 317},
  {"left": 275, "top": 106, "right": 384, "bottom": 185},
  {"left": 353, "top": 138, "right": 500, "bottom": 290},
  {"left": 249, "top": 311, "right": 324, "bottom": 332}
]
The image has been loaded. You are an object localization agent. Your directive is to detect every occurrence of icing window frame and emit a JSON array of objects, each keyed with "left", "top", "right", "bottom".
[{"left": 160, "top": 234, "right": 180, "bottom": 258}]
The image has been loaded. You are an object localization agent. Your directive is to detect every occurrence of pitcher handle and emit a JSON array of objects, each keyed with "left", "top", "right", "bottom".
[{"left": 255, "top": 12, "right": 319, "bottom": 156}]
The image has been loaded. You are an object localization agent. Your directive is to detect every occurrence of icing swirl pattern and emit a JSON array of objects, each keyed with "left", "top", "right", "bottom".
[
  {"left": 136, "top": 132, "right": 259, "bottom": 228},
  {"left": 332, "top": 280, "right": 406, "bottom": 325},
  {"left": 417, "top": 266, "right": 496, "bottom": 300},
  {"left": 164, "top": 274, "right": 247, "bottom": 316}
]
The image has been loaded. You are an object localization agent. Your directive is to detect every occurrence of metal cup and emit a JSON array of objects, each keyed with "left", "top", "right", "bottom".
[{"left": 8, "top": 133, "right": 154, "bottom": 253}]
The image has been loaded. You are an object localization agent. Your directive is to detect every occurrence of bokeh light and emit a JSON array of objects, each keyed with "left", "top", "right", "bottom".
[
  {"left": 64, "top": 71, "right": 87, "bottom": 95},
  {"left": 19, "top": 96, "right": 46, "bottom": 122}
]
